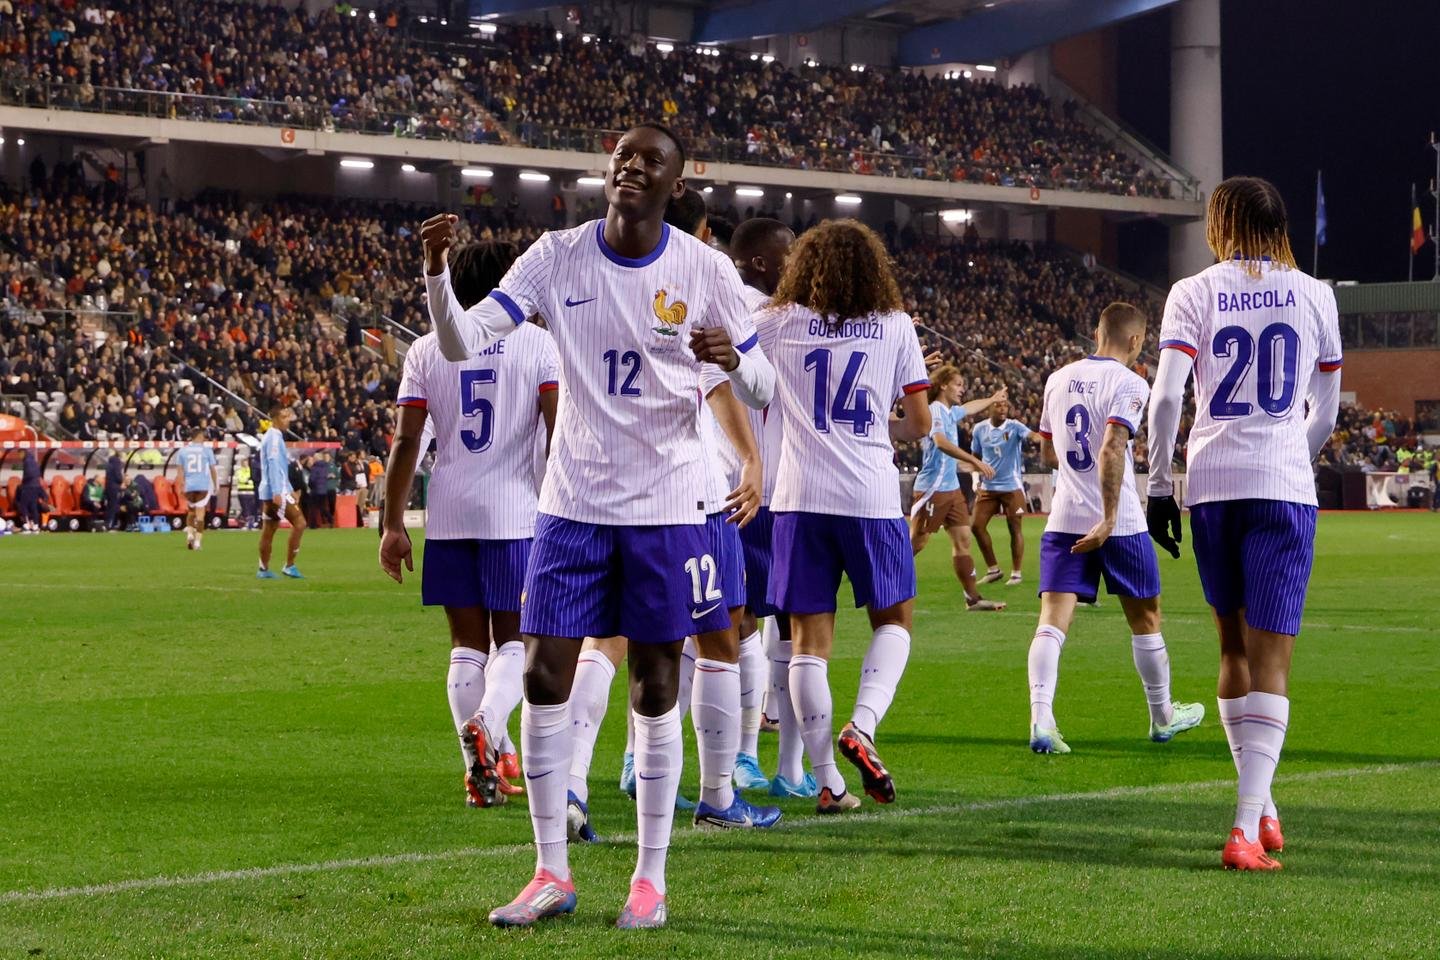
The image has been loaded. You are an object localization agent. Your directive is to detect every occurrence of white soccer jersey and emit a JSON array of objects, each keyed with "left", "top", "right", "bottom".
[
  {"left": 1038, "top": 356, "right": 1149, "bottom": 537},
  {"left": 397, "top": 328, "right": 559, "bottom": 539},
  {"left": 710, "top": 283, "right": 782, "bottom": 503},
  {"left": 759, "top": 304, "right": 930, "bottom": 518},
  {"left": 426, "top": 220, "right": 763, "bottom": 525},
  {"left": 1160, "top": 259, "right": 1342, "bottom": 506}
]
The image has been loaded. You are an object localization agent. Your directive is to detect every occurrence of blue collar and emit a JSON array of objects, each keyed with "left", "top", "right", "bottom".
[
  {"left": 1086, "top": 354, "right": 1122, "bottom": 363},
  {"left": 1231, "top": 253, "right": 1273, "bottom": 262},
  {"left": 595, "top": 219, "right": 670, "bottom": 268}
]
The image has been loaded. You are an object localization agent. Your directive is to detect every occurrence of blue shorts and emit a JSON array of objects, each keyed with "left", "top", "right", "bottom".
[
  {"left": 705, "top": 512, "right": 746, "bottom": 613},
  {"left": 1038, "top": 531, "right": 1160, "bottom": 602},
  {"left": 768, "top": 511, "right": 916, "bottom": 614},
  {"left": 1190, "top": 499, "right": 1317, "bottom": 636},
  {"left": 422, "top": 537, "right": 531, "bottom": 612},
  {"left": 739, "top": 506, "right": 778, "bottom": 617},
  {"left": 520, "top": 513, "right": 731, "bottom": 642}
]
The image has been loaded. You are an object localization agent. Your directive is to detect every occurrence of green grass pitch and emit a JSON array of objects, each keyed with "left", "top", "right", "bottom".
[{"left": 1, "top": 513, "right": 1436, "bottom": 959}]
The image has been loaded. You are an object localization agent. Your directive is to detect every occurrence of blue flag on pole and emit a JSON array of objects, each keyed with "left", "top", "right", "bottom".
[{"left": 1315, "top": 171, "right": 1327, "bottom": 246}]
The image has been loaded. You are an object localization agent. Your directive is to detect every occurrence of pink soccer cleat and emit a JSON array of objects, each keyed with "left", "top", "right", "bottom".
[
  {"left": 488, "top": 870, "right": 577, "bottom": 928},
  {"left": 615, "top": 879, "right": 667, "bottom": 929}
]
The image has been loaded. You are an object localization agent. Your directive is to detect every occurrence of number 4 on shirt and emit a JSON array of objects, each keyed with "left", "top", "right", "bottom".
[{"left": 804, "top": 348, "right": 874, "bottom": 436}]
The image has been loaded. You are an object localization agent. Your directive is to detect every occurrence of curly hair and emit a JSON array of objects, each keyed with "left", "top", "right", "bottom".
[
  {"left": 450, "top": 240, "right": 520, "bottom": 310},
  {"left": 771, "top": 219, "right": 903, "bottom": 321},
  {"left": 1205, "top": 176, "right": 1298, "bottom": 277}
]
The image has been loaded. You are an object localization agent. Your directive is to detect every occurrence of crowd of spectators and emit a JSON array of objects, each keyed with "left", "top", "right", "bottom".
[
  {"left": 1322, "top": 405, "right": 1434, "bottom": 475},
  {"left": 0, "top": 0, "right": 1176, "bottom": 197}
]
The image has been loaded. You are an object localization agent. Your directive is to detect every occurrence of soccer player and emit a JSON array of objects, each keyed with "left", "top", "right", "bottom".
[
  {"left": 910, "top": 365, "right": 1007, "bottom": 612},
  {"left": 256, "top": 404, "right": 306, "bottom": 579},
  {"left": 421, "top": 122, "right": 775, "bottom": 929},
  {"left": 1147, "top": 176, "right": 1341, "bottom": 871},
  {"left": 971, "top": 397, "right": 1036, "bottom": 586},
  {"left": 564, "top": 192, "right": 781, "bottom": 842},
  {"left": 758, "top": 219, "right": 931, "bottom": 815},
  {"left": 379, "top": 239, "right": 559, "bottom": 809},
  {"left": 175, "top": 428, "right": 218, "bottom": 550},
  {"left": 1028, "top": 302, "right": 1204, "bottom": 755},
  {"left": 726, "top": 216, "right": 816, "bottom": 798}
]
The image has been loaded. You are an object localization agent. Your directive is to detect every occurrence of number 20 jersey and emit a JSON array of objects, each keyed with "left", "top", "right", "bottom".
[
  {"left": 1159, "top": 260, "right": 1342, "bottom": 507},
  {"left": 1038, "top": 356, "right": 1149, "bottom": 537},
  {"left": 756, "top": 304, "right": 930, "bottom": 519},
  {"left": 397, "top": 328, "right": 559, "bottom": 540}
]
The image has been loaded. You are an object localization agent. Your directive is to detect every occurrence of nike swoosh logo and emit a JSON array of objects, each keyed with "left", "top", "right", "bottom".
[
  {"left": 692, "top": 602, "right": 722, "bottom": 620},
  {"left": 637, "top": 772, "right": 665, "bottom": 781},
  {"left": 525, "top": 770, "right": 552, "bottom": 781},
  {"left": 564, "top": 296, "right": 596, "bottom": 307}
]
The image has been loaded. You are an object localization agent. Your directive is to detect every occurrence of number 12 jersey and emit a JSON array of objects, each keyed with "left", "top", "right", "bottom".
[{"left": 1159, "top": 259, "right": 1342, "bottom": 507}]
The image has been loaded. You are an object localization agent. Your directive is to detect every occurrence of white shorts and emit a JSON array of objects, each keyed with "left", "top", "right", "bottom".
[{"left": 184, "top": 489, "right": 212, "bottom": 509}]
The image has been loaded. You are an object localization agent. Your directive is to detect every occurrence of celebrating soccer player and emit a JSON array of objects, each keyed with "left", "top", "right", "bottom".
[
  {"left": 1027, "top": 302, "right": 1204, "bottom": 755},
  {"left": 379, "top": 239, "right": 559, "bottom": 809},
  {"left": 421, "top": 123, "right": 775, "bottom": 928},
  {"left": 1146, "top": 176, "right": 1342, "bottom": 870},
  {"left": 757, "top": 219, "right": 932, "bottom": 815}
]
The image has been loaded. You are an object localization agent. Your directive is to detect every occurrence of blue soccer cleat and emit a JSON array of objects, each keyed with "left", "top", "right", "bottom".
[
  {"left": 733, "top": 752, "right": 770, "bottom": 791},
  {"left": 694, "top": 792, "right": 782, "bottom": 830},
  {"left": 281, "top": 564, "right": 304, "bottom": 579},
  {"left": 675, "top": 792, "right": 695, "bottom": 811},
  {"left": 768, "top": 771, "right": 819, "bottom": 799},
  {"left": 619, "top": 751, "right": 636, "bottom": 799},
  {"left": 567, "top": 790, "right": 601, "bottom": 843},
  {"left": 488, "top": 870, "right": 577, "bottom": 928},
  {"left": 256, "top": 567, "right": 279, "bottom": 580}
]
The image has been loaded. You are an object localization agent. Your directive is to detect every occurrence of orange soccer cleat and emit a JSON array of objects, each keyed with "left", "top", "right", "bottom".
[
  {"left": 1259, "top": 815, "right": 1284, "bottom": 853},
  {"left": 1222, "top": 828, "right": 1282, "bottom": 871},
  {"left": 497, "top": 752, "right": 525, "bottom": 796}
]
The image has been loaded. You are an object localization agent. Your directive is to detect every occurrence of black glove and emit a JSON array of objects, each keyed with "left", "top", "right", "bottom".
[{"left": 1146, "top": 494, "right": 1182, "bottom": 559}]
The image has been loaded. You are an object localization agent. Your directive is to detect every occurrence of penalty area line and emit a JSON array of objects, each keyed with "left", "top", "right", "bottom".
[{"left": 3, "top": 760, "right": 1433, "bottom": 905}]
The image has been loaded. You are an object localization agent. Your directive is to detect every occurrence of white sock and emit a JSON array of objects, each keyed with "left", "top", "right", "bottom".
[
  {"left": 499, "top": 728, "right": 516, "bottom": 756},
  {"left": 478, "top": 640, "right": 524, "bottom": 746},
  {"left": 624, "top": 703, "right": 635, "bottom": 756},
  {"left": 691, "top": 658, "right": 739, "bottom": 809},
  {"left": 1219, "top": 695, "right": 1278, "bottom": 819},
  {"left": 632, "top": 705, "right": 681, "bottom": 895},
  {"left": 760, "top": 617, "right": 779, "bottom": 719},
  {"left": 677, "top": 636, "right": 697, "bottom": 720},
  {"left": 1130, "top": 633, "right": 1174, "bottom": 727},
  {"left": 738, "top": 629, "right": 764, "bottom": 757},
  {"left": 789, "top": 654, "right": 844, "bottom": 795},
  {"left": 521, "top": 700, "right": 571, "bottom": 880},
  {"left": 1235, "top": 691, "right": 1289, "bottom": 842},
  {"left": 771, "top": 634, "right": 804, "bottom": 783},
  {"left": 447, "top": 646, "right": 488, "bottom": 768},
  {"left": 1027, "top": 625, "right": 1065, "bottom": 730},
  {"left": 851, "top": 624, "right": 911, "bottom": 738},
  {"left": 567, "top": 650, "right": 616, "bottom": 805}
]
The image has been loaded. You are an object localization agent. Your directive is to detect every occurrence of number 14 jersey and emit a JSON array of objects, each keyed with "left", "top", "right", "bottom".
[
  {"left": 397, "top": 328, "right": 559, "bottom": 540},
  {"left": 1038, "top": 356, "right": 1149, "bottom": 537},
  {"left": 1159, "top": 260, "right": 1342, "bottom": 507},
  {"left": 756, "top": 304, "right": 930, "bottom": 519}
]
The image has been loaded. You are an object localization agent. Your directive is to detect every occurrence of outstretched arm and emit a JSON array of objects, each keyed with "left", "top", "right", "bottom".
[
  {"left": 933, "top": 432, "right": 994, "bottom": 478},
  {"left": 957, "top": 386, "right": 1007, "bottom": 419}
]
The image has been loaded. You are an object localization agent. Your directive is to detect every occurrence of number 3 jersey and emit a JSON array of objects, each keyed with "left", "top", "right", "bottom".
[
  {"left": 1038, "top": 356, "right": 1149, "bottom": 537},
  {"left": 1159, "top": 260, "right": 1342, "bottom": 507},
  {"left": 397, "top": 328, "right": 559, "bottom": 540},
  {"left": 756, "top": 304, "right": 930, "bottom": 519}
]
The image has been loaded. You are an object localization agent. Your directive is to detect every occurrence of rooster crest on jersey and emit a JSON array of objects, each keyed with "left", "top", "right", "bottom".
[{"left": 652, "top": 289, "right": 687, "bottom": 336}]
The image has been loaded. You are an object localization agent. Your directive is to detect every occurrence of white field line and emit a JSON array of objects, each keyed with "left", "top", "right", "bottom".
[{"left": 3, "top": 760, "right": 1433, "bottom": 906}]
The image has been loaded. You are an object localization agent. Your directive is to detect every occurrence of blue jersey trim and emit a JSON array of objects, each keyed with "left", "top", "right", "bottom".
[
  {"left": 595, "top": 219, "right": 670, "bottom": 268},
  {"left": 488, "top": 290, "right": 525, "bottom": 326},
  {"left": 735, "top": 331, "right": 759, "bottom": 354}
]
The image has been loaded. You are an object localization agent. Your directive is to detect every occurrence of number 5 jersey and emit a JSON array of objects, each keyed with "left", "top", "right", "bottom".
[
  {"left": 397, "top": 327, "right": 559, "bottom": 540},
  {"left": 1158, "top": 259, "right": 1342, "bottom": 507}
]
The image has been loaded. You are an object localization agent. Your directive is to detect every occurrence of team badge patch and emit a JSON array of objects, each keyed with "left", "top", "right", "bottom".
[{"left": 652, "top": 289, "right": 687, "bottom": 337}]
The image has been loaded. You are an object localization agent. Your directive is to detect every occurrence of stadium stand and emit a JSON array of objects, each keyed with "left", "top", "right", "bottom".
[{"left": 0, "top": 0, "right": 1173, "bottom": 197}]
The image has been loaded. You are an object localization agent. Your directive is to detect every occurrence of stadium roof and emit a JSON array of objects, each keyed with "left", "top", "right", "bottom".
[{"left": 469, "top": 0, "right": 1182, "bottom": 65}]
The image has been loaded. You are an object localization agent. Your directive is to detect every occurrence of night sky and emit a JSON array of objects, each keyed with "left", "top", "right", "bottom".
[{"left": 1117, "top": 0, "right": 1439, "bottom": 284}]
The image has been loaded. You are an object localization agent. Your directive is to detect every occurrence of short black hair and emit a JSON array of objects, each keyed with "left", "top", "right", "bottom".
[
  {"left": 631, "top": 121, "right": 687, "bottom": 169},
  {"left": 707, "top": 215, "right": 736, "bottom": 249},
  {"left": 664, "top": 187, "right": 708, "bottom": 237},
  {"left": 729, "top": 217, "right": 789, "bottom": 259},
  {"left": 449, "top": 240, "right": 520, "bottom": 310}
]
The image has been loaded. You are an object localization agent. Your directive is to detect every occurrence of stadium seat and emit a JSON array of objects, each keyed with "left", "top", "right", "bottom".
[
  {"left": 0, "top": 486, "right": 10, "bottom": 519},
  {"left": 151, "top": 476, "right": 187, "bottom": 522},
  {"left": 48, "top": 475, "right": 87, "bottom": 530},
  {"left": 5, "top": 476, "right": 19, "bottom": 512}
]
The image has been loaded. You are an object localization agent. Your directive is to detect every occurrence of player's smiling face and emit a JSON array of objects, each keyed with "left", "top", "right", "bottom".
[
  {"left": 606, "top": 127, "right": 685, "bottom": 219},
  {"left": 989, "top": 398, "right": 1009, "bottom": 423}
]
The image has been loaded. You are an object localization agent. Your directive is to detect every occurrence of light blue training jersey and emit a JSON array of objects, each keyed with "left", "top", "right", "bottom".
[{"left": 177, "top": 443, "right": 217, "bottom": 493}]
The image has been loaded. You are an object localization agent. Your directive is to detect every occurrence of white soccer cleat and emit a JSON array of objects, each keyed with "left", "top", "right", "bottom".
[
  {"left": 979, "top": 568, "right": 1004, "bottom": 585},
  {"left": 1006, "top": 572, "right": 1024, "bottom": 586},
  {"left": 1149, "top": 701, "right": 1205, "bottom": 743}
]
